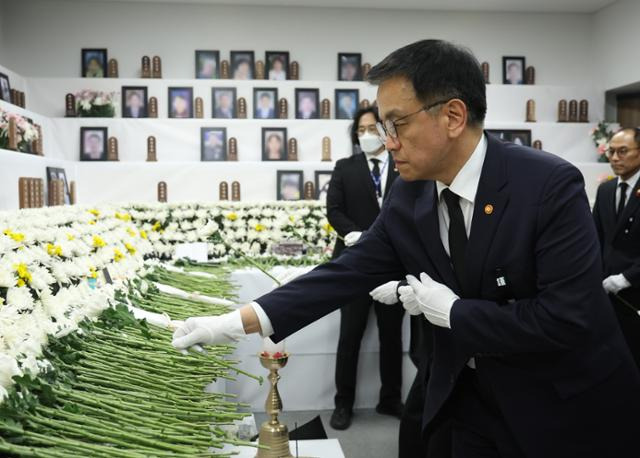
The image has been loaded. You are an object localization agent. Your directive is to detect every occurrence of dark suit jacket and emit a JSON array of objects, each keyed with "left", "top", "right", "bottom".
[
  {"left": 326, "top": 152, "right": 397, "bottom": 258},
  {"left": 257, "top": 134, "right": 640, "bottom": 457},
  {"left": 593, "top": 176, "right": 640, "bottom": 305}
]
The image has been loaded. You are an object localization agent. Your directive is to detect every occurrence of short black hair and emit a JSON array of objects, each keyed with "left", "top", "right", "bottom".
[
  {"left": 350, "top": 105, "right": 380, "bottom": 146},
  {"left": 617, "top": 127, "right": 640, "bottom": 146},
  {"left": 367, "top": 39, "right": 486, "bottom": 126}
]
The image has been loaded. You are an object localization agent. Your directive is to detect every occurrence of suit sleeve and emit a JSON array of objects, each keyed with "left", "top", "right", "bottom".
[
  {"left": 591, "top": 186, "right": 605, "bottom": 259},
  {"left": 257, "top": 184, "right": 405, "bottom": 342},
  {"left": 326, "top": 160, "right": 360, "bottom": 237},
  {"left": 622, "top": 258, "right": 640, "bottom": 287},
  {"left": 451, "top": 163, "right": 606, "bottom": 354}
]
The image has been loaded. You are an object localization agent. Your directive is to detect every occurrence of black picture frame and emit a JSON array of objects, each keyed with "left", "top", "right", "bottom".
[
  {"left": 486, "top": 129, "right": 531, "bottom": 146},
  {"left": 200, "top": 127, "right": 227, "bottom": 161},
  {"left": 502, "top": 56, "right": 526, "bottom": 85},
  {"left": 277, "top": 170, "right": 303, "bottom": 201},
  {"left": 335, "top": 89, "right": 359, "bottom": 120},
  {"left": 82, "top": 48, "right": 107, "bottom": 78},
  {"left": 265, "top": 51, "right": 289, "bottom": 81},
  {"left": 0, "top": 73, "right": 11, "bottom": 102},
  {"left": 80, "top": 127, "right": 108, "bottom": 161},
  {"left": 46, "top": 167, "right": 71, "bottom": 204},
  {"left": 230, "top": 51, "right": 255, "bottom": 80},
  {"left": 314, "top": 170, "right": 333, "bottom": 201},
  {"left": 121, "top": 86, "right": 148, "bottom": 118},
  {"left": 295, "top": 88, "right": 319, "bottom": 120},
  {"left": 338, "top": 53, "right": 362, "bottom": 81},
  {"left": 211, "top": 87, "right": 237, "bottom": 119},
  {"left": 195, "top": 50, "right": 220, "bottom": 79},
  {"left": 168, "top": 87, "right": 193, "bottom": 118},
  {"left": 253, "top": 88, "right": 278, "bottom": 119},
  {"left": 262, "top": 127, "right": 288, "bottom": 161}
]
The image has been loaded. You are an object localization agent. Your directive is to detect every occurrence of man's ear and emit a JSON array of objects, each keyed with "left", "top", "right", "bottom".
[{"left": 443, "top": 99, "right": 468, "bottom": 138}]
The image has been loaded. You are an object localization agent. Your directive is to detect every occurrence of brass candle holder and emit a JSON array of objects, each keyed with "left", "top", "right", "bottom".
[{"left": 256, "top": 352, "right": 293, "bottom": 458}]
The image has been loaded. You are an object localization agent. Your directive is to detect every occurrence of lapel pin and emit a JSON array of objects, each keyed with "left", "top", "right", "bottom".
[{"left": 484, "top": 204, "right": 494, "bottom": 215}]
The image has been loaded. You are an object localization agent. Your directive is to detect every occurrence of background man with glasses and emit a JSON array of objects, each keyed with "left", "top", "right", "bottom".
[
  {"left": 593, "top": 127, "right": 640, "bottom": 367},
  {"left": 173, "top": 40, "right": 640, "bottom": 458}
]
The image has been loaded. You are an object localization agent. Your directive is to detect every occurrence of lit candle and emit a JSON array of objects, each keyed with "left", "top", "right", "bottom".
[{"left": 262, "top": 337, "right": 285, "bottom": 357}]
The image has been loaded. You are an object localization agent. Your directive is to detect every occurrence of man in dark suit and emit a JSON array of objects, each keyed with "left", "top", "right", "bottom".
[
  {"left": 173, "top": 40, "right": 640, "bottom": 457},
  {"left": 593, "top": 127, "right": 640, "bottom": 367},
  {"left": 326, "top": 106, "right": 404, "bottom": 430}
]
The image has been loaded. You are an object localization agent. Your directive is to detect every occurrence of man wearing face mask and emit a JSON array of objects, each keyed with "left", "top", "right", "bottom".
[{"left": 323, "top": 105, "right": 404, "bottom": 430}]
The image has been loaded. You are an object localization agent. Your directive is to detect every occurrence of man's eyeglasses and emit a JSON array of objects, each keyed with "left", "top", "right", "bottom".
[
  {"left": 605, "top": 147, "right": 639, "bottom": 159},
  {"left": 376, "top": 99, "right": 451, "bottom": 142}
]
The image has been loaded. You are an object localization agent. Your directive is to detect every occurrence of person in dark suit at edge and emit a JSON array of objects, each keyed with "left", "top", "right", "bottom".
[
  {"left": 593, "top": 127, "right": 640, "bottom": 367},
  {"left": 172, "top": 40, "right": 640, "bottom": 458},
  {"left": 326, "top": 105, "right": 404, "bottom": 430}
]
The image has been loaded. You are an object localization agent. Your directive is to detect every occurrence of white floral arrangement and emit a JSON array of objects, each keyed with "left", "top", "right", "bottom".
[
  {"left": 74, "top": 89, "right": 117, "bottom": 117},
  {"left": 0, "top": 109, "right": 39, "bottom": 151}
]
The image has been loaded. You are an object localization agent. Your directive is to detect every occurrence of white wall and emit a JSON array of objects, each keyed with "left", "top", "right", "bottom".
[
  {"left": 592, "top": 0, "right": 640, "bottom": 92},
  {"left": 2, "top": 0, "right": 595, "bottom": 85}
]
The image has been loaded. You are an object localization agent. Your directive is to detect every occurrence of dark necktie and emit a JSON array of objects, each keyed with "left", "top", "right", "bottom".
[
  {"left": 442, "top": 188, "right": 468, "bottom": 289},
  {"left": 617, "top": 182, "right": 629, "bottom": 219},
  {"left": 370, "top": 158, "right": 382, "bottom": 198}
]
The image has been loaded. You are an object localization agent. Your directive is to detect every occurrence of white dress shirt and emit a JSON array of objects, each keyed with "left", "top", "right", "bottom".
[
  {"left": 616, "top": 168, "right": 640, "bottom": 210},
  {"left": 251, "top": 138, "right": 487, "bottom": 339}
]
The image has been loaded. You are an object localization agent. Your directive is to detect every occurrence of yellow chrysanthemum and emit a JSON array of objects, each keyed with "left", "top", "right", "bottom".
[
  {"left": 93, "top": 235, "right": 106, "bottom": 248},
  {"left": 67, "top": 233, "right": 75, "bottom": 241},
  {"left": 3, "top": 229, "right": 25, "bottom": 242},
  {"left": 226, "top": 212, "right": 238, "bottom": 221},
  {"left": 151, "top": 221, "right": 162, "bottom": 232},
  {"left": 124, "top": 242, "right": 136, "bottom": 255},
  {"left": 323, "top": 223, "right": 334, "bottom": 233},
  {"left": 115, "top": 212, "right": 132, "bottom": 221},
  {"left": 87, "top": 209, "right": 100, "bottom": 217},
  {"left": 46, "top": 243, "right": 63, "bottom": 257},
  {"left": 89, "top": 267, "right": 98, "bottom": 279},
  {"left": 88, "top": 220, "right": 96, "bottom": 225},
  {"left": 114, "top": 248, "right": 125, "bottom": 262},
  {"left": 126, "top": 228, "right": 137, "bottom": 237},
  {"left": 255, "top": 224, "right": 265, "bottom": 232},
  {"left": 14, "top": 263, "right": 32, "bottom": 286},
  {"left": 139, "top": 230, "right": 148, "bottom": 239}
]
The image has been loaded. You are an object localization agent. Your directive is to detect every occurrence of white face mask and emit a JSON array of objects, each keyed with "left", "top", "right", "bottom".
[{"left": 358, "top": 132, "right": 384, "bottom": 154}]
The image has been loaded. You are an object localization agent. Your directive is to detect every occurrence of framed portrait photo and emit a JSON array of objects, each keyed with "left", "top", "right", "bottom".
[
  {"left": 82, "top": 48, "right": 107, "bottom": 78},
  {"left": 212, "top": 87, "right": 237, "bottom": 119},
  {"left": 195, "top": 50, "right": 220, "bottom": 79},
  {"left": 502, "top": 56, "right": 525, "bottom": 85},
  {"left": 201, "top": 127, "right": 227, "bottom": 161},
  {"left": 295, "top": 88, "right": 319, "bottom": 120},
  {"left": 168, "top": 87, "right": 193, "bottom": 118},
  {"left": 262, "top": 127, "right": 287, "bottom": 161},
  {"left": 46, "top": 167, "right": 71, "bottom": 204},
  {"left": 277, "top": 170, "right": 303, "bottom": 201},
  {"left": 265, "top": 51, "right": 289, "bottom": 81},
  {"left": 230, "top": 51, "right": 255, "bottom": 80},
  {"left": 122, "top": 86, "right": 148, "bottom": 118},
  {"left": 0, "top": 73, "right": 11, "bottom": 102},
  {"left": 338, "top": 53, "right": 362, "bottom": 81},
  {"left": 253, "top": 88, "right": 278, "bottom": 119},
  {"left": 335, "top": 89, "right": 359, "bottom": 120},
  {"left": 315, "top": 170, "right": 333, "bottom": 201},
  {"left": 486, "top": 129, "right": 531, "bottom": 146},
  {"left": 80, "top": 127, "right": 108, "bottom": 161}
]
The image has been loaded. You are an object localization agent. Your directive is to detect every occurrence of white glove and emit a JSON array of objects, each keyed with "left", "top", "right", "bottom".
[
  {"left": 398, "top": 285, "right": 422, "bottom": 316},
  {"left": 603, "top": 274, "right": 632, "bottom": 295},
  {"left": 172, "top": 310, "right": 246, "bottom": 350},
  {"left": 370, "top": 281, "right": 400, "bottom": 304},
  {"left": 344, "top": 231, "right": 362, "bottom": 247},
  {"left": 405, "top": 273, "right": 459, "bottom": 328}
]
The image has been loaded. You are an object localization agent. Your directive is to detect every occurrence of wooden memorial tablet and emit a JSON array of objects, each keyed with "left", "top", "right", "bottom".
[
  {"left": 35, "top": 179, "right": 44, "bottom": 208},
  {"left": 526, "top": 99, "right": 536, "bottom": 122},
  {"left": 481, "top": 62, "right": 490, "bottom": 83},
  {"left": 107, "top": 137, "right": 119, "bottom": 161},
  {"left": 157, "top": 181, "right": 167, "bottom": 203},
  {"left": 8, "top": 117, "right": 17, "bottom": 150},
  {"left": 525, "top": 66, "right": 535, "bottom": 85},
  {"left": 237, "top": 97, "right": 247, "bottom": 119},
  {"left": 557, "top": 99, "right": 568, "bottom": 122},
  {"left": 107, "top": 58, "right": 119, "bottom": 78},
  {"left": 148, "top": 96, "right": 158, "bottom": 118},
  {"left": 33, "top": 124, "right": 43, "bottom": 156},
  {"left": 278, "top": 98, "right": 288, "bottom": 119},
  {"left": 65, "top": 94, "right": 76, "bottom": 117},
  {"left": 220, "top": 60, "right": 230, "bottom": 79},
  {"left": 290, "top": 61, "right": 300, "bottom": 80},
  {"left": 579, "top": 99, "right": 589, "bottom": 123},
  {"left": 255, "top": 60, "right": 265, "bottom": 80},
  {"left": 231, "top": 181, "right": 241, "bottom": 201},
  {"left": 219, "top": 181, "right": 229, "bottom": 200},
  {"left": 49, "top": 179, "right": 65, "bottom": 206},
  {"left": 18, "top": 177, "right": 29, "bottom": 209},
  {"left": 141, "top": 56, "right": 151, "bottom": 78},
  {"left": 195, "top": 97, "right": 204, "bottom": 118},
  {"left": 70, "top": 181, "right": 77, "bottom": 204},
  {"left": 287, "top": 138, "right": 298, "bottom": 161},
  {"left": 152, "top": 56, "right": 162, "bottom": 78},
  {"left": 568, "top": 99, "right": 578, "bottom": 122},
  {"left": 10, "top": 89, "right": 18, "bottom": 105},
  {"left": 304, "top": 181, "right": 315, "bottom": 200},
  {"left": 18, "top": 91, "right": 25, "bottom": 108},
  {"left": 147, "top": 136, "right": 157, "bottom": 161},
  {"left": 321, "top": 98, "right": 331, "bottom": 119},
  {"left": 228, "top": 137, "right": 238, "bottom": 161},
  {"left": 321, "top": 136, "right": 331, "bottom": 162}
]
